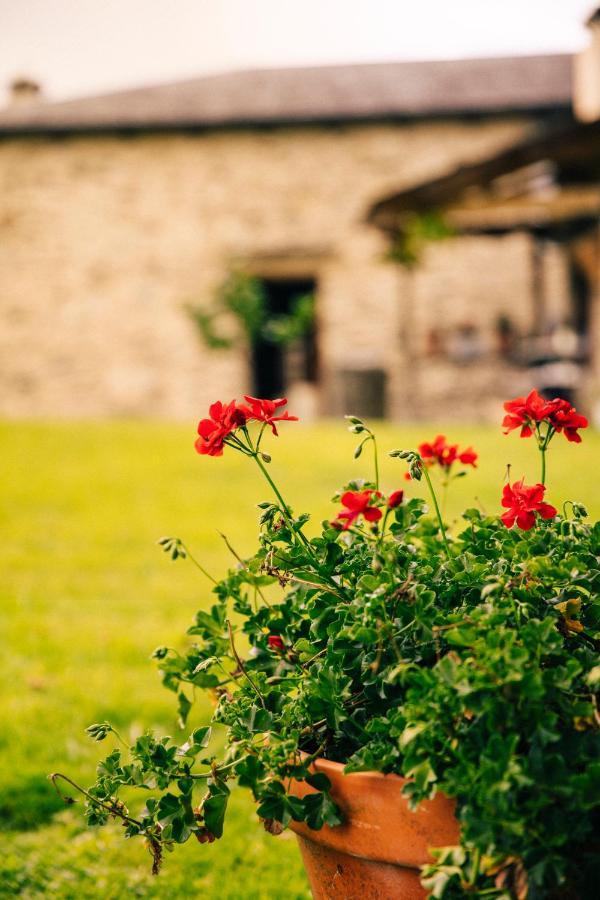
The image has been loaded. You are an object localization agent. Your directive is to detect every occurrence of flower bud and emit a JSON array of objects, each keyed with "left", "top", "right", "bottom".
[
  {"left": 409, "top": 460, "right": 423, "bottom": 480},
  {"left": 388, "top": 490, "right": 404, "bottom": 509},
  {"left": 195, "top": 827, "right": 216, "bottom": 844},
  {"left": 85, "top": 722, "right": 113, "bottom": 742}
]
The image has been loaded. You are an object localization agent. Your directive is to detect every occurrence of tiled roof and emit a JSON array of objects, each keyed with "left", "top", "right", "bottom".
[{"left": 0, "top": 54, "right": 572, "bottom": 133}]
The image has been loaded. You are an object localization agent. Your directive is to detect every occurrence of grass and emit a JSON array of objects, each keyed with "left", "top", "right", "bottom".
[{"left": 1, "top": 419, "right": 599, "bottom": 898}]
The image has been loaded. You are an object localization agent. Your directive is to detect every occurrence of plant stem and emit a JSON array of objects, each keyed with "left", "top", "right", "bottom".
[
  {"left": 253, "top": 453, "right": 315, "bottom": 554},
  {"left": 420, "top": 462, "right": 452, "bottom": 561},
  {"left": 252, "top": 451, "right": 349, "bottom": 600},
  {"left": 189, "top": 758, "right": 240, "bottom": 780},
  {"left": 226, "top": 620, "right": 266, "bottom": 708},
  {"left": 254, "top": 453, "right": 314, "bottom": 558},
  {"left": 376, "top": 507, "right": 391, "bottom": 550},
  {"left": 540, "top": 446, "right": 546, "bottom": 486},
  {"left": 218, "top": 532, "right": 271, "bottom": 608},
  {"left": 537, "top": 423, "right": 554, "bottom": 486},
  {"left": 180, "top": 541, "right": 218, "bottom": 585},
  {"left": 371, "top": 435, "right": 380, "bottom": 491},
  {"left": 470, "top": 847, "right": 481, "bottom": 886},
  {"left": 291, "top": 575, "right": 346, "bottom": 601},
  {"left": 253, "top": 454, "right": 293, "bottom": 521},
  {"left": 49, "top": 773, "right": 142, "bottom": 828}
]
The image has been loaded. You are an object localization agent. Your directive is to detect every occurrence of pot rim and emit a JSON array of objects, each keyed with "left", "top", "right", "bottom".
[
  {"left": 288, "top": 753, "right": 460, "bottom": 869},
  {"left": 298, "top": 753, "right": 407, "bottom": 784}
]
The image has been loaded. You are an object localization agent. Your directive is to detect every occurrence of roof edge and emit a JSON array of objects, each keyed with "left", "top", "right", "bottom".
[{"left": 0, "top": 106, "right": 573, "bottom": 138}]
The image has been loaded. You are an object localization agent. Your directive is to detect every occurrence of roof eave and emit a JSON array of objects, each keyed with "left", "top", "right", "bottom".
[{"left": 0, "top": 103, "right": 572, "bottom": 138}]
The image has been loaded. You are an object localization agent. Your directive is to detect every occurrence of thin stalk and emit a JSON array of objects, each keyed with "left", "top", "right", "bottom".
[
  {"left": 376, "top": 505, "right": 393, "bottom": 550},
  {"left": 253, "top": 453, "right": 314, "bottom": 554},
  {"left": 189, "top": 758, "right": 240, "bottom": 780},
  {"left": 226, "top": 620, "right": 266, "bottom": 708},
  {"left": 270, "top": 554, "right": 348, "bottom": 602},
  {"left": 371, "top": 435, "right": 380, "bottom": 491},
  {"left": 540, "top": 446, "right": 546, "bottom": 486},
  {"left": 108, "top": 726, "right": 129, "bottom": 751},
  {"left": 255, "top": 422, "right": 268, "bottom": 454},
  {"left": 252, "top": 451, "right": 350, "bottom": 600},
  {"left": 49, "top": 773, "right": 142, "bottom": 828},
  {"left": 253, "top": 454, "right": 294, "bottom": 524},
  {"left": 420, "top": 463, "right": 452, "bottom": 561},
  {"left": 291, "top": 575, "right": 346, "bottom": 601},
  {"left": 179, "top": 541, "right": 218, "bottom": 585},
  {"left": 537, "top": 423, "right": 554, "bottom": 487},
  {"left": 218, "top": 532, "right": 271, "bottom": 608},
  {"left": 469, "top": 847, "right": 481, "bottom": 887},
  {"left": 347, "top": 526, "right": 377, "bottom": 542},
  {"left": 224, "top": 433, "right": 254, "bottom": 456}
]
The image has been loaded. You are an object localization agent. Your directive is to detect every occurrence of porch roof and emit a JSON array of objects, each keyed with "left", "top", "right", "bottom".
[{"left": 367, "top": 119, "right": 600, "bottom": 237}]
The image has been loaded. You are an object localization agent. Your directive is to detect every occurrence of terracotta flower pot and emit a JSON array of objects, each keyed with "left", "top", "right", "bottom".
[{"left": 289, "top": 757, "right": 460, "bottom": 899}]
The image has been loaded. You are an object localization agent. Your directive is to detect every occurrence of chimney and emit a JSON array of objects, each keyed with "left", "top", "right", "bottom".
[
  {"left": 574, "top": 9, "right": 600, "bottom": 121},
  {"left": 9, "top": 77, "right": 42, "bottom": 107}
]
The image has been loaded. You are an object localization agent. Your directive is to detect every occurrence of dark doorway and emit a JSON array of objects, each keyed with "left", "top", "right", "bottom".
[{"left": 251, "top": 278, "right": 317, "bottom": 398}]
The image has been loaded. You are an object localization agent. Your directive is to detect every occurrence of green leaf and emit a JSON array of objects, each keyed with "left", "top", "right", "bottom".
[
  {"left": 177, "top": 692, "right": 192, "bottom": 728},
  {"left": 191, "top": 726, "right": 212, "bottom": 748},
  {"left": 304, "top": 773, "right": 331, "bottom": 792},
  {"left": 302, "top": 791, "right": 343, "bottom": 830},
  {"left": 157, "top": 792, "right": 182, "bottom": 824},
  {"left": 203, "top": 785, "right": 230, "bottom": 839}
]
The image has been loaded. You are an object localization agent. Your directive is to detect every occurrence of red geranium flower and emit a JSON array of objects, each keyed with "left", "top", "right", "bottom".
[
  {"left": 502, "top": 389, "right": 554, "bottom": 438},
  {"left": 500, "top": 478, "right": 557, "bottom": 531},
  {"left": 195, "top": 400, "right": 247, "bottom": 457},
  {"left": 418, "top": 435, "right": 478, "bottom": 472},
  {"left": 387, "top": 490, "right": 404, "bottom": 509},
  {"left": 267, "top": 635, "right": 285, "bottom": 652},
  {"left": 332, "top": 490, "right": 382, "bottom": 531},
  {"left": 458, "top": 446, "right": 478, "bottom": 466},
  {"left": 546, "top": 399, "right": 588, "bottom": 444},
  {"left": 240, "top": 396, "right": 298, "bottom": 435},
  {"left": 502, "top": 389, "right": 588, "bottom": 443}
]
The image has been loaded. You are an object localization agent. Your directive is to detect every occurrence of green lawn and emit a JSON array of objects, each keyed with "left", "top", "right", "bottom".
[{"left": 2, "top": 419, "right": 598, "bottom": 898}]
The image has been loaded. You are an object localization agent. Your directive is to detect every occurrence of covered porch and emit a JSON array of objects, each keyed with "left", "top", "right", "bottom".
[{"left": 367, "top": 119, "right": 600, "bottom": 420}]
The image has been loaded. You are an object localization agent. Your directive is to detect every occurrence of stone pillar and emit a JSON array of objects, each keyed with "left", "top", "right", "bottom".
[{"left": 574, "top": 9, "right": 600, "bottom": 122}]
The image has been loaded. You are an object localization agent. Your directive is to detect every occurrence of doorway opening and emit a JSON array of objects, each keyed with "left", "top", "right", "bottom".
[{"left": 250, "top": 277, "right": 318, "bottom": 398}]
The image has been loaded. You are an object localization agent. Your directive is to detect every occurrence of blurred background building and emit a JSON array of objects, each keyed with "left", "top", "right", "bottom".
[{"left": 1, "top": 6, "right": 599, "bottom": 420}]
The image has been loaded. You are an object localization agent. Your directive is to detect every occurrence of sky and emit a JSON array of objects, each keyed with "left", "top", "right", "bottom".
[{"left": 0, "top": 0, "right": 595, "bottom": 104}]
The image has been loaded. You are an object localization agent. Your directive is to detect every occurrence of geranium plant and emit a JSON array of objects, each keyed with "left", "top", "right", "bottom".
[{"left": 53, "top": 391, "right": 599, "bottom": 897}]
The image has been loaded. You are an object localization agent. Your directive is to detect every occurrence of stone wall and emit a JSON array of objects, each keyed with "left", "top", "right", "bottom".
[{"left": 0, "top": 116, "right": 552, "bottom": 419}]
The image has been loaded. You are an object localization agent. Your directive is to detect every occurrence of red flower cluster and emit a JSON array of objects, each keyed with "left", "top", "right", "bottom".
[
  {"left": 195, "top": 396, "right": 297, "bottom": 456},
  {"left": 195, "top": 400, "right": 247, "bottom": 457},
  {"left": 239, "top": 396, "right": 298, "bottom": 436},
  {"left": 331, "top": 490, "right": 382, "bottom": 530},
  {"left": 500, "top": 479, "right": 557, "bottom": 531},
  {"left": 405, "top": 435, "right": 478, "bottom": 479},
  {"left": 503, "top": 389, "right": 588, "bottom": 444},
  {"left": 420, "top": 435, "right": 478, "bottom": 470}
]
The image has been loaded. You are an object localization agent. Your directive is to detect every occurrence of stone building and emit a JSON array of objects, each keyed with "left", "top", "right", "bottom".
[{"left": 0, "top": 53, "right": 579, "bottom": 419}]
